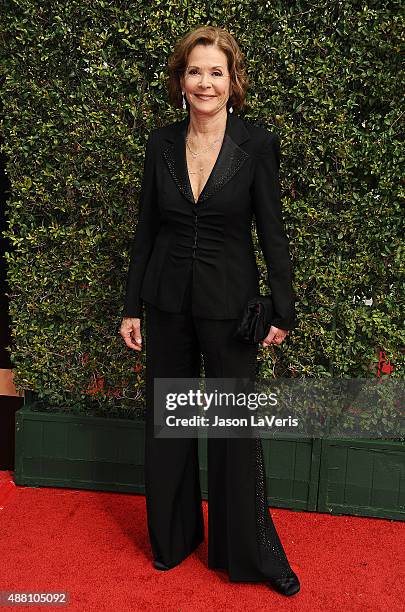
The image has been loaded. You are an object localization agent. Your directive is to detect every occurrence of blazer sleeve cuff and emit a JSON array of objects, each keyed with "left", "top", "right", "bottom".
[
  {"left": 121, "top": 299, "right": 143, "bottom": 319},
  {"left": 271, "top": 313, "right": 298, "bottom": 331}
]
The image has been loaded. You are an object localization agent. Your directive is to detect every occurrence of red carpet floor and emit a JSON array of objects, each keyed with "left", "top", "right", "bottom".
[{"left": 0, "top": 470, "right": 404, "bottom": 611}]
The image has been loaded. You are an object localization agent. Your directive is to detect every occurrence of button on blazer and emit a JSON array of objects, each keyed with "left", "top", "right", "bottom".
[{"left": 122, "top": 112, "right": 297, "bottom": 329}]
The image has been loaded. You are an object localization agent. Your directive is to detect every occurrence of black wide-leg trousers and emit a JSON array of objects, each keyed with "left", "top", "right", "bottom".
[{"left": 143, "top": 273, "right": 294, "bottom": 582}]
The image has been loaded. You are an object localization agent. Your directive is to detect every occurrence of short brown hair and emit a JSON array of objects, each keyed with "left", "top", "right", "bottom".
[{"left": 167, "top": 26, "right": 249, "bottom": 112}]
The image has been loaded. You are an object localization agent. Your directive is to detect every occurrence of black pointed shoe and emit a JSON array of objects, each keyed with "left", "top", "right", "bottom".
[
  {"left": 152, "top": 560, "right": 172, "bottom": 570},
  {"left": 267, "top": 571, "right": 300, "bottom": 596}
]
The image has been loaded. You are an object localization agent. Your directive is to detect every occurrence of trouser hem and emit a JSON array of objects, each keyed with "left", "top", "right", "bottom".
[{"left": 153, "top": 535, "right": 204, "bottom": 568}]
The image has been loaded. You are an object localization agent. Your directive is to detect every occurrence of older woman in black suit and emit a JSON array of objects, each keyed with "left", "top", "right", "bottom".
[{"left": 120, "top": 26, "right": 300, "bottom": 597}]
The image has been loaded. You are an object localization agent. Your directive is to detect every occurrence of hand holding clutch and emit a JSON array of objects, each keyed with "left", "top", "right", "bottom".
[{"left": 233, "top": 295, "right": 275, "bottom": 344}]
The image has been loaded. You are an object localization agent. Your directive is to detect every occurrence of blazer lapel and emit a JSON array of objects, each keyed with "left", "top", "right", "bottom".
[{"left": 162, "top": 113, "right": 250, "bottom": 205}]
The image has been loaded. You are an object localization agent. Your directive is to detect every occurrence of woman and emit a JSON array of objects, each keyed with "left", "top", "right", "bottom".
[{"left": 120, "top": 26, "right": 300, "bottom": 597}]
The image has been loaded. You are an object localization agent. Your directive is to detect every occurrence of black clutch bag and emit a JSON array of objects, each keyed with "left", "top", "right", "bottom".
[{"left": 233, "top": 295, "right": 274, "bottom": 344}]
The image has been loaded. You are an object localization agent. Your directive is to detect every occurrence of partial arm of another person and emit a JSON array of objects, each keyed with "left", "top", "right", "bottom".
[
  {"left": 251, "top": 131, "right": 297, "bottom": 347},
  {"left": 120, "top": 130, "right": 160, "bottom": 351}
]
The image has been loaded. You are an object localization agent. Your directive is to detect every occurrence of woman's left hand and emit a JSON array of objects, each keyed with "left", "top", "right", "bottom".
[{"left": 262, "top": 325, "right": 289, "bottom": 348}]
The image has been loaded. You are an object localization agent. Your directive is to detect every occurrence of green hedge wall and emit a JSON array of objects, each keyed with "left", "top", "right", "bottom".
[{"left": 1, "top": 0, "right": 403, "bottom": 417}]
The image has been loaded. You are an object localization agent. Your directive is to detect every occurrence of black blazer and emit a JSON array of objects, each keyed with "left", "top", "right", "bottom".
[{"left": 122, "top": 112, "right": 297, "bottom": 329}]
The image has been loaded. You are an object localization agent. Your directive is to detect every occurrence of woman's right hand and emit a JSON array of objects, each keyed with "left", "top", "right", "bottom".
[{"left": 120, "top": 317, "right": 143, "bottom": 351}]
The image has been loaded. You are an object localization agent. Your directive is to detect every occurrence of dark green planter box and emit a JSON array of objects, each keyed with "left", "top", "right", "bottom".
[
  {"left": 15, "top": 406, "right": 146, "bottom": 494},
  {"left": 15, "top": 406, "right": 405, "bottom": 520},
  {"left": 317, "top": 437, "right": 405, "bottom": 521},
  {"left": 262, "top": 434, "right": 322, "bottom": 511}
]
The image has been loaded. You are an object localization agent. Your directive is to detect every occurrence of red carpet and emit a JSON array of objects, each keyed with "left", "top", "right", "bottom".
[{"left": 0, "top": 470, "right": 404, "bottom": 611}]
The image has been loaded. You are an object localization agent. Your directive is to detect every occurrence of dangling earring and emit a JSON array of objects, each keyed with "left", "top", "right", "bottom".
[
  {"left": 182, "top": 91, "right": 187, "bottom": 110},
  {"left": 228, "top": 103, "right": 233, "bottom": 113}
]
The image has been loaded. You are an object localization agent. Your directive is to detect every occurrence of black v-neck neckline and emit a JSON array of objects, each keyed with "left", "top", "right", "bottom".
[
  {"left": 184, "top": 117, "right": 229, "bottom": 204},
  {"left": 162, "top": 112, "right": 251, "bottom": 207}
]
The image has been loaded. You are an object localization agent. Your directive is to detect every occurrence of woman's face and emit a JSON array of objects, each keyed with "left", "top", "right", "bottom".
[{"left": 180, "top": 44, "right": 231, "bottom": 116}]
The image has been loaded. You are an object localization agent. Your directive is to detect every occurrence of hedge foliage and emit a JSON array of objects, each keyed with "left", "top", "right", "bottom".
[{"left": 0, "top": 0, "right": 403, "bottom": 418}]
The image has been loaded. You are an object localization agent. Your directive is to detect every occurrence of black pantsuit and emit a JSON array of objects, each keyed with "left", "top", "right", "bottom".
[
  {"left": 143, "top": 269, "right": 295, "bottom": 582},
  {"left": 122, "top": 112, "right": 298, "bottom": 583}
]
